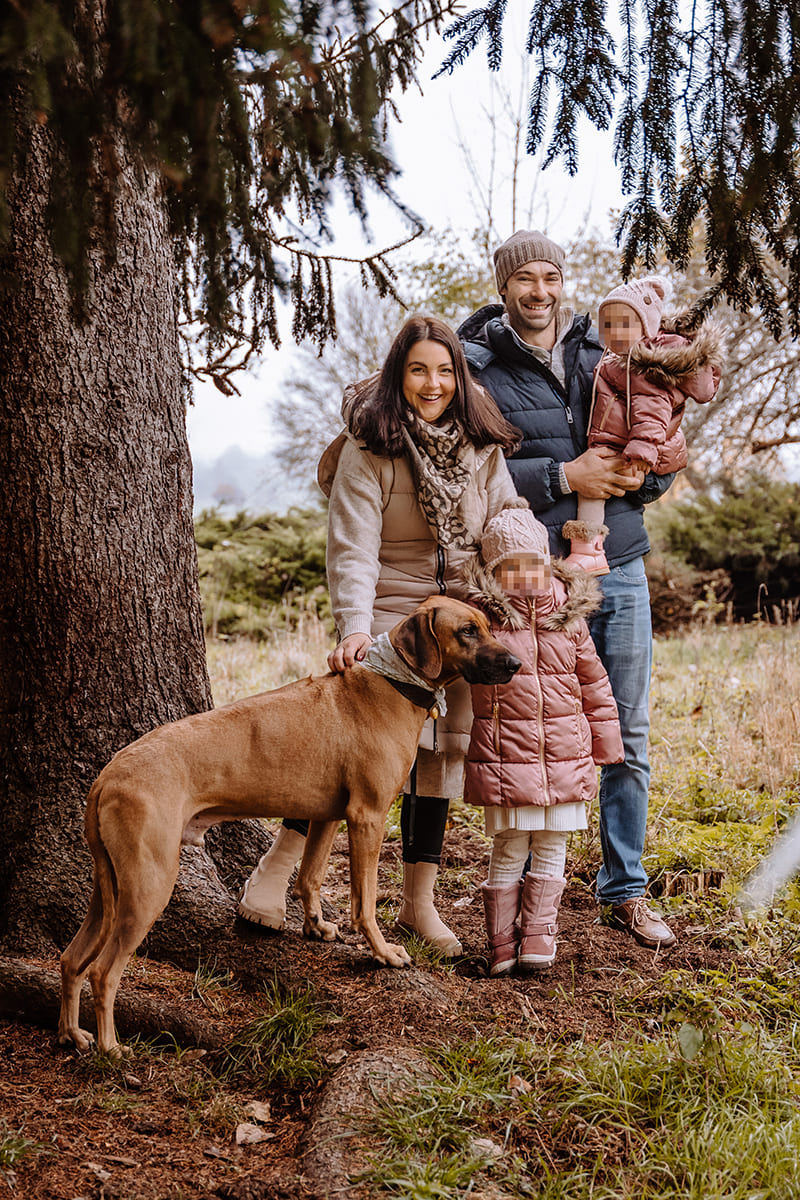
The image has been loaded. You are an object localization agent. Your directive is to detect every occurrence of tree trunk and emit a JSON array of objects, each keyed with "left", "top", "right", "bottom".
[{"left": 0, "top": 109, "right": 259, "bottom": 956}]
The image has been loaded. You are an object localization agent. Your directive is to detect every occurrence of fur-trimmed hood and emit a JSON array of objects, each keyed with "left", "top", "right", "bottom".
[
  {"left": 607, "top": 315, "right": 725, "bottom": 392},
  {"left": 462, "top": 556, "right": 602, "bottom": 632}
]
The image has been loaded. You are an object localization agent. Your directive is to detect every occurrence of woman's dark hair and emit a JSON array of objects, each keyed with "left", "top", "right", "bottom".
[{"left": 349, "top": 315, "right": 520, "bottom": 457}]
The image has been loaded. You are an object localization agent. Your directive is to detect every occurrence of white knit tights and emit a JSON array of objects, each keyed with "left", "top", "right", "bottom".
[{"left": 488, "top": 828, "right": 567, "bottom": 885}]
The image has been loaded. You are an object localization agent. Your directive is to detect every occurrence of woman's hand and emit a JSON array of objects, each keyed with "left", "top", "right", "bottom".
[{"left": 328, "top": 633, "right": 373, "bottom": 674}]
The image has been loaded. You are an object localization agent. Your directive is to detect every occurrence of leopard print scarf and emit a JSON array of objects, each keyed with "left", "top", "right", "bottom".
[{"left": 401, "top": 412, "right": 477, "bottom": 550}]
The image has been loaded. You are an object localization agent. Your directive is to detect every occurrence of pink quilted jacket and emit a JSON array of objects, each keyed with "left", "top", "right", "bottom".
[
  {"left": 463, "top": 561, "right": 624, "bottom": 810},
  {"left": 589, "top": 318, "right": 723, "bottom": 472}
]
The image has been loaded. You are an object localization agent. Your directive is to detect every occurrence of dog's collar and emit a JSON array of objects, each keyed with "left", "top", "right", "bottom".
[
  {"left": 359, "top": 634, "right": 447, "bottom": 718},
  {"left": 381, "top": 676, "right": 442, "bottom": 718}
]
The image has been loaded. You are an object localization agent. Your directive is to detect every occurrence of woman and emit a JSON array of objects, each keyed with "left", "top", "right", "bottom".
[{"left": 237, "top": 315, "right": 520, "bottom": 954}]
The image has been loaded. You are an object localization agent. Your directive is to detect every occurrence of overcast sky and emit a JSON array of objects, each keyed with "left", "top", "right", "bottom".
[{"left": 186, "top": 17, "right": 624, "bottom": 466}]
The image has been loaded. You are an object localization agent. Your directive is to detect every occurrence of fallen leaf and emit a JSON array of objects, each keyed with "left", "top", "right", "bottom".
[
  {"left": 245, "top": 1100, "right": 272, "bottom": 1123},
  {"left": 181, "top": 1048, "right": 207, "bottom": 1065},
  {"left": 325, "top": 1049, "right": 348, "bottom": 1065},
  {"left": 104, "top": 1156, "right": 139, "bottom": 1167},
  {"left": 84, "top": 1162, "right": 112, "bottom": 1182},
  {"left": 470, "top": 1137, "right": 504, "bottom": 1160},
  {"left": 509, "top": 1074, "right": 532, "bottom": 1095},
  {"left": 235, "top": 1122, "right": 272, "bottom": 1145},
  {"left": 203, "top": 1145, "right": 234, "bottom": 1160}
]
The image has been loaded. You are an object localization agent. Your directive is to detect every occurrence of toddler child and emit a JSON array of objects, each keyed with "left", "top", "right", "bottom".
[
  {"left": 464, "top": 500, "right": 624, "bottom": 975},
  {"left": 563, "top": 277, "right": 723, "bottom": 575}
]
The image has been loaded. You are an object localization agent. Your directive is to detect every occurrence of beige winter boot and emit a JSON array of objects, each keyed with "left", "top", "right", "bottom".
[
  {"left": 562, "top": 520, "right": 610, "bottom": 576},
  {"left": 236, "top": 826, "right": 307, "bottom": 929},
  {"left": 396, "top": 861, "right": 463, "bottom": 956}
]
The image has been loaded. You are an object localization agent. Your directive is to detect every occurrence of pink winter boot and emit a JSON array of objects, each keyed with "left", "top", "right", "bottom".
[
  {"left": 561, "top": 520, "right": 610, "bottom": 576},
  {"left": 480, "top": 880, "right": 522, "bottom": 976},
  {"left": 518, "top": 874, "right": 566, "bottom": 971}
]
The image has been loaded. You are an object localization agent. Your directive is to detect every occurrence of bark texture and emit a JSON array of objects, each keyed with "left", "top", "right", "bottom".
[
  {"left": 0, "top": 958, "right": 227, "bottom": 1051},
  {"left": 0, "top": 112, "right": 215, "bottom": 954}
]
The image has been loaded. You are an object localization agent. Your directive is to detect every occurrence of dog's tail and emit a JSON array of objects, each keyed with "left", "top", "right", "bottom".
[{"left": 80, "top": 781, "right": 119, "bottom": 956}]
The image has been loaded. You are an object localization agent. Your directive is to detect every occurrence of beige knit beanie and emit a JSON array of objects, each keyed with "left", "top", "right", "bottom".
[
  {"left": 598, "top": 276, "right": 671, "bottom": 340},
  {"left": 493, "top": 230, "right": 566, "bottom": 294},
  {"left": 480, "top": 499, "right": 551, "bottom": 573}
]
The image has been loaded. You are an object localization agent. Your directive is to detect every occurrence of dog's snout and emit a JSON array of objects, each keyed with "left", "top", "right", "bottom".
[{"left": 462, "top": 645, "right": 523, "bottom": 686}]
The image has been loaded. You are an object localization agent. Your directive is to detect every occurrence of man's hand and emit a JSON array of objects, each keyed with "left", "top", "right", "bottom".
[
  {"left": 563, "top": 448, "right": 646, "bottom": 499},
  {"left": 328, "top": 632, "right": 373, "bottom": 674}
]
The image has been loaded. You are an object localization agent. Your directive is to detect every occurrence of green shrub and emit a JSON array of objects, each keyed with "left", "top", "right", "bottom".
[
  {"left": 646, "top": 476, "right": 800, "bottom": 623},
  {"left": 195, "top": 506, "right": 331, "bottom": 639}
]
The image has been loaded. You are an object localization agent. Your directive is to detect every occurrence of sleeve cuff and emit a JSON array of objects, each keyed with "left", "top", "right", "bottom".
[
  {"left": 338, "top": 616, "right": 373, "bottom": 640},
  {"left": 558, "top": 463, "right": 572, "bottom": 494}
]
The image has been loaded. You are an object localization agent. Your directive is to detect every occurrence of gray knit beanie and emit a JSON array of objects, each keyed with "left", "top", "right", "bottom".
[
  {"left": 480, "top": 499, "right": 551, "bottom": 573},
  {"left": 493, "top": 230, "right": 566, "bottom": 294}
]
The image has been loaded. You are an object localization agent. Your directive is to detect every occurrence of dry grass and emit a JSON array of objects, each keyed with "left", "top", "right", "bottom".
[
  {"left": 650, "top": 622, "right": 800, "bottom": 804},
  {"left": 206, "top": 610, "right": 332, "bottom": 706}
]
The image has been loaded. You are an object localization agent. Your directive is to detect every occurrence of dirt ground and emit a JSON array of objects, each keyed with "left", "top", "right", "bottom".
[{"left": 0, "top": 827, "right": 733, "bottom": 1200}]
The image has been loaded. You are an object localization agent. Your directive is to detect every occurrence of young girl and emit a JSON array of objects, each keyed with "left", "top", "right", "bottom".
[
  {"left": 563, "top": 277, "right": 723, "bottom": 575},
  {"left": 464, "top": 500, "right": 624, "bottom": 975}
]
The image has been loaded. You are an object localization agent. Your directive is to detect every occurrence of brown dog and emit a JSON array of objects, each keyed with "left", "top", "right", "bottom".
[{"left": 58, "top": 596, "right": 520, "bottom": 1055}]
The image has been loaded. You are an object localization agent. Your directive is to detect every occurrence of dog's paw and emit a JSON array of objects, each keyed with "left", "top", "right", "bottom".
[
  {"left": 373, "top": 941, "right": 412, "bottom": 968},
  {"left": 104, "top": 1042, "right": 134, "bottom": 1061},
  {"left": 58, "top": 1027, "right": 95, "bottom": 1052},
  {"left": 303, "top": 916, "right": 339, "bottom": 943}
]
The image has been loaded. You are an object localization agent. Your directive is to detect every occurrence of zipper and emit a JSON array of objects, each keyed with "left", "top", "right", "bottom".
[
  {"left": 435, "top": 544, "right": 446, "bottom": 594},
  {"left": 492, "top": 698, "right": 501, "bottom": 756},
  {"left": 529, "top": 602, "right": 551, "bottom": 806}
]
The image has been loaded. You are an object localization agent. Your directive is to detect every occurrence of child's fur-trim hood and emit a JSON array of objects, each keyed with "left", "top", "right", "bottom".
[
  {"left": 462, "top": 556, "right": 602, "bottom": 632},
  {"left": 610, "top": 314, "right": 725, "bottom": 392}
]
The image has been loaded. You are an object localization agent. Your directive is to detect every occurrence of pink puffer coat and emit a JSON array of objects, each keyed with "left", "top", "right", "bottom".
[
  {"left": 589, "top": 318, "right": 723, "bottom": 473},
  {"left": 463, "top": 561, "right": 624, "bottom": 810}
]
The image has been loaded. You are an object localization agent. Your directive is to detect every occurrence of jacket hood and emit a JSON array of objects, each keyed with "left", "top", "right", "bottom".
[
  {"left": 616, "top": 317, "right": 725, "bottom": 390},
  {"left": 457, "top": 303, "right": 506, "bottom": 347},
  {"left": 462, "top": 556, "right": 602, "bottom": 632}
]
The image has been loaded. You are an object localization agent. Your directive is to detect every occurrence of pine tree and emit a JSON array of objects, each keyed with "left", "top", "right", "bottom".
[
  {"left": 0, "top": 1, "right": 451, "bottom": 957},
  {"left": 437, "top": 0, "right": 800, "bottom": 337}
]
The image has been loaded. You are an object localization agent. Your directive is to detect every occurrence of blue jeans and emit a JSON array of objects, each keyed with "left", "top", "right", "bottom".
[{"left": 588, "top": 557, "right": 652, "bottom": 904}]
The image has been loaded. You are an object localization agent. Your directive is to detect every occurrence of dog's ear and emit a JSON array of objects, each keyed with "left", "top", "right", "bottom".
[{"left": 392, "top": 607, "right": 443, "bottom": 680}]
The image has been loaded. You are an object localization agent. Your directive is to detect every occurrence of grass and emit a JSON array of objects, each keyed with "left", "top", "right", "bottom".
[
  {"left": 359, "top": 1031, "right": 800, "bottom": 1199},
  {"left": 216, "top": 974, "right": 331, "bottom": 1087},
  {"left": 0, "top": 1121, "right": 54, "bottom": 1187},
  {"left": 206, "top": 610, "right": 331, "bottom": 706},
  {"left": 647, "top": 623, "right": 800, "bottom": 896},
  {"left": 203, "top": 616, "right": 800, "bottom": 1197}
]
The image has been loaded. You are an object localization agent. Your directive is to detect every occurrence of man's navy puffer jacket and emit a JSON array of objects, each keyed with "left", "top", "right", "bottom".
[{"left": 458, "top": 304, "right": 673, "bottom": 566}]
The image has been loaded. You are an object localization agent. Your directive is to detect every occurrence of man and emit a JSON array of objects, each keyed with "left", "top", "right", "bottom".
[{"left": 459, "top": 230, "right": 676, "bottom": 949}]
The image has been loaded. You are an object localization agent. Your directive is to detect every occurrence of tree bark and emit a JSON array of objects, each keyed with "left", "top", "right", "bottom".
[
  {"left": 0, "top": 958, "right": 227, "bottom": 1051},
  {"left": 0, "top": 104, "right": 247, "bottom": 955}
]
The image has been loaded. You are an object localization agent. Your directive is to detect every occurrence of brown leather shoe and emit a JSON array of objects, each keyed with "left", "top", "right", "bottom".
[{"left": 601, "top": 897, "right": 676, "bottom": 949}]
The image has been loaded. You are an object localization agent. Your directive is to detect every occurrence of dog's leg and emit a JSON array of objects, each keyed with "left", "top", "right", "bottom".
[
  {"left": 296, "top": 820, "right": 340, "bottom": 943},
  {"left": 87, "top": 842, "right": 182, "bottom": 1057},
  {"left": 58, "top": 876, "right": 111, "bottom": 1051},
  {"left": 347, "top": 799, "right": 411, "bottom": 968},
  {"left": 59, "top": 789, "right": 117, "bottom": 1051}
]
